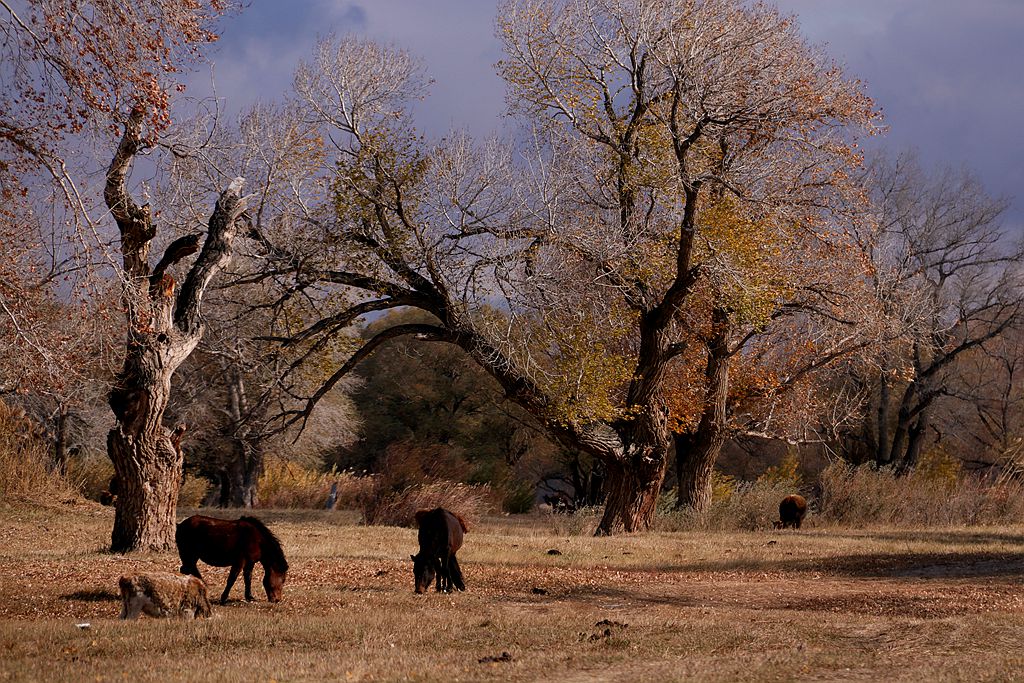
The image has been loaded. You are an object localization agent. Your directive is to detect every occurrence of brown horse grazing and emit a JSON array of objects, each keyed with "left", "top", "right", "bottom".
[
  {"left": 176, "top": 515, "right": 289, "bottom": 604},
  {"left": 411, "top": 508, "right": 467, "bottom": 594},
  {"left": 774, "top": 494, "right": 808, "bottom": 529}
]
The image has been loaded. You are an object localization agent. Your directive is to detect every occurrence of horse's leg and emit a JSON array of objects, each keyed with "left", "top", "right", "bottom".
[
  {"left": 449, "top": 554, "right": 466, "bottom": 592},
  {"left": 438, "top": 552, "right": 451, "bottom": 593},
  {"left": 243, "top": 561, "right": 255, "bottom": 602},
  {"left": 221, "top": 562, "right": 242, "bottom": 604},
  {"left": 178, "top": 552, "right": 202, "bottom": 580},
  {"left": 433, "top": 556, "right": 444, "bottom": 592}
]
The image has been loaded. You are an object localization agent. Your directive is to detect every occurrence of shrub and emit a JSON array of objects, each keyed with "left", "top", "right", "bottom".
[
  {"left": 0, "top": 400, "right": 76, "bottom": 503},
  {"left": 257, "top": 458, "right": 375, "bottom": 509},
  {"left": 361, "top": 479, "right": 492, "bottom": 528},
  {"left": 759, "top": 451, "right": 803, "bottom": 489},
  {"left": 500, "top": 478, "right": 536, "bottom": 514},
  {"left": 816, "top": 461, "right": 1024, "bottom": 527},
  {"left": 657, "top": 477, "right": 799, "bottom": 532},
  {"left": 66, "top": 451, "right": 114, "bottom": 502},
  {"left": 177, "top": 474, "right": 209, "bottom": 508}
]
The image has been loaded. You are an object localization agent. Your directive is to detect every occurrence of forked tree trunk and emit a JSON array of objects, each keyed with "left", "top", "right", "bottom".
[{"left": 104, "top": 107, "right": 250, "bottom": 552}]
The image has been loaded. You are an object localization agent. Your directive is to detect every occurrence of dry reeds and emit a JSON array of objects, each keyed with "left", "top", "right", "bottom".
[
  {"left": 257, "top": 458, "right": 375, "bottom": 509},
  {"left": 361, "top": 479, "right": 492, "bottom": 528},
  {"left": 0, "top": 400, "right": 76, "bottom": 503},
  {"left": 816, "top": 461, "right": 1024, "bottom": 527}
]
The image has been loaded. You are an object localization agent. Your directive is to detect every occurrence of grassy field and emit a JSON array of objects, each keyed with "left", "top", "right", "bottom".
[{"left": 2, "top": 503, "right": 1024, "bottom": 681}]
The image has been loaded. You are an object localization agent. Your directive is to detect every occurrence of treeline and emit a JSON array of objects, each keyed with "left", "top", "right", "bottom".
[{"left": 1, "top": 1, "right": 1022, "bottom": 549}]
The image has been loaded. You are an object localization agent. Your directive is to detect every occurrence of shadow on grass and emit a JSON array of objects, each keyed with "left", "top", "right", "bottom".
[
  {"left": 814, "top": 528, "right": 1024, "bottom": 548},
  {"left": 63, "top": 589, "right": 119, "bottom": 602},
  {"left": 648, "top": 549, "right": 1024, "bottom": 579}
]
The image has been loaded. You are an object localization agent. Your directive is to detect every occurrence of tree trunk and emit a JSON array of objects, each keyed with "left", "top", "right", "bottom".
[
  {"left": 675, "top": 438, "right": 712, "bottom": 511},
  {"left": 52, "top": 403, "right": 69, "bottom": 476},
  {"left": 885, "top": 381, "right": 917, "bottom": 467},
  {"left": 898, "top": 405, "right": 932, "bottom": 474},
  {"left": 108, "top": 419, "right": 181, "bottom": 551},
  {"left": 228, "top": 440, "right": 263, "bottom": 508},
  {"left": 224, "top": 366, "right": 263, "bottom": 508},
  {"left": 104, "top": 107, "right": 249, "bottom": 552},
  {"left": 874, "top": 370, "right": 890, "bottom": 466},
  {"left": 675, "top": 306, "right": 730, "bottom": 512},
  {"left": 596, "top": 454, "right": 670, "bottom": 534}
]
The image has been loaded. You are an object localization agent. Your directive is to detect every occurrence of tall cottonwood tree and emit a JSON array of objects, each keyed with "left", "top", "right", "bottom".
[
  {"left": 1, "top": 1, "right": 237, "bottom": 549},
  {"left": 1, "top": 0, "right": 231, "bottom": 386},
  {"left": 264, "top": 0, "right": 876, "bottom": 534}
]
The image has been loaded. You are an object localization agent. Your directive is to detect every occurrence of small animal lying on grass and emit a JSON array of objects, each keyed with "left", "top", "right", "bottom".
[
  {"left": 411, "top": 507, "right": 467, "bottom": 594},
  {"left": 118, "top": 572, "right": 212, "bottom": 620},
  {"left": 774, "top": 494, "right": 808, "bottom": 529}
]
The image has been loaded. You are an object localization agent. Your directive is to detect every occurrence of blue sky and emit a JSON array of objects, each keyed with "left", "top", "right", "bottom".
[{"left": 186, "top": 0, "right": 1024, "bottom": 234}]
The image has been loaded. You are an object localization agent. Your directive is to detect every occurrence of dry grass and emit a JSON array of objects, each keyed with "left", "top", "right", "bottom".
[
  {"left": 0, "top": 401, "right": 77, "bottom": 504},
  {"left": 3, "top": 502, "right": 1024, "bottom": 682},
  {"left": 362, "top": 479, "right": 492, "bottom": 528},
  {"left": 817, "top": 462, "right": 1024, "bottom": 527},
  {"left": 256, "top": 458, "right": 375, "bottom": 509}
]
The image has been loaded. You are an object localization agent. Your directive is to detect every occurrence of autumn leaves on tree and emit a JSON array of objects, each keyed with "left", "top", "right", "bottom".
[{"left": 262, "top": 0, "right": 880, "bottom": 534}]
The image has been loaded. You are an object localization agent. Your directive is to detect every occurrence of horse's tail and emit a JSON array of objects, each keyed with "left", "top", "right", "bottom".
[{"left": 451, "top": 511, "right": 469, "bottom": 534}]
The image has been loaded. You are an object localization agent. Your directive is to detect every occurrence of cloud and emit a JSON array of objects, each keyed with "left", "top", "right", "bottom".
[{"left": 176, "top": 0, "right": 1023, "bottom": 233}]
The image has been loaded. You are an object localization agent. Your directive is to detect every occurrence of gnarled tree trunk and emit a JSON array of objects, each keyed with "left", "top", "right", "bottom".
[
  {"left": 595, "top": 402, "right": 673, "bottom": 535},
  {"left": 105, "top": 107, "right": 249, "bottom": 552},
  {"left": 598, "top": 455, "right": 669, "bottom": 533}
]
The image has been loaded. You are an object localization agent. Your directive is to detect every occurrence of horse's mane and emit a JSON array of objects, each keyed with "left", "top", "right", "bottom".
[{"left": 240, "top": 516, "right": 289, "bottom": 572}]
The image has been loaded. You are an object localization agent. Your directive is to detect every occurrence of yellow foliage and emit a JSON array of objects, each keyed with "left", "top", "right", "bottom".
[
  {"left": 914, "top": 446, "right": 962, "bottom": 490},
  {"left": 540, "top": 305, "right": 635, "bottom": 425},
  {"left": 711, "top": 470, "right": 737, "bottom": 502},
  {"left": 698, "top": 194, "right": 796, "bottom": 328},
  {"left": 759, "top": 450, "right": 803, "bottom": 488}
]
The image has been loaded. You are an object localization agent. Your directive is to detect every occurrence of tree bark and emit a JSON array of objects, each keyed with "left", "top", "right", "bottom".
[
  {"left": 596, "top": 452, "right": 670, "bottom": 534},
  {"left": 675, "top": 307, "right": 731, "bottom": 512},
  {"left": 227, "top": 440, "right": 263, "bottom": 508},
  {"left": 885, "top": 380, "right": 917, "bottom": 468},
  {"left": 899, "top": 405, "right": 932, "bottom": 474},
  {"left": 52, "top": 403, "right": 69, "bottom": 476},
  {"left": 874, "top": 369, "right": 890, "bottom": 466},
  {"left": 105, "top": 108, "right": 249, "bottom": 552},
  {"left": 594, "top": 399, "right": 672, "bottom": 534}
]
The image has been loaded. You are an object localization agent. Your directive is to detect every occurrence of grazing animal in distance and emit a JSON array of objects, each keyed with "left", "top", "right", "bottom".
[
  {"left": 176, "top": 515, "right": 289, "bottom": 604},
  {"left": 774, "top": 494, "right": 808, "bottom": 529},
  {"left": 411, "top": 507, "right": 467, "bottom": 594},
  {"left": 118, "top": 572, "right": 212, "bottom": 620}
]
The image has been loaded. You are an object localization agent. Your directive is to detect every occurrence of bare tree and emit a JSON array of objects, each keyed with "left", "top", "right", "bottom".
[
  {"left": 103, "top": 106, "right": 252, "bottom": 551},
  {"left": 1, "top": 0, "right": 233, "bottom": 398},
  {"left": 859, "top": 153, "right": 1024, "bottom": 473}
]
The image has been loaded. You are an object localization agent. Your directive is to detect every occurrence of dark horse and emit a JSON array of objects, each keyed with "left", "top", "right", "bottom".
[
  {"left": 774, "top": 494, "right": 808, "bottom": 529},
  {"left": 411, "top": 508, "right": 467, "bottom": 594},
  {"left": 176, "top": 515, "right": 289, "bottom": 604}
]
